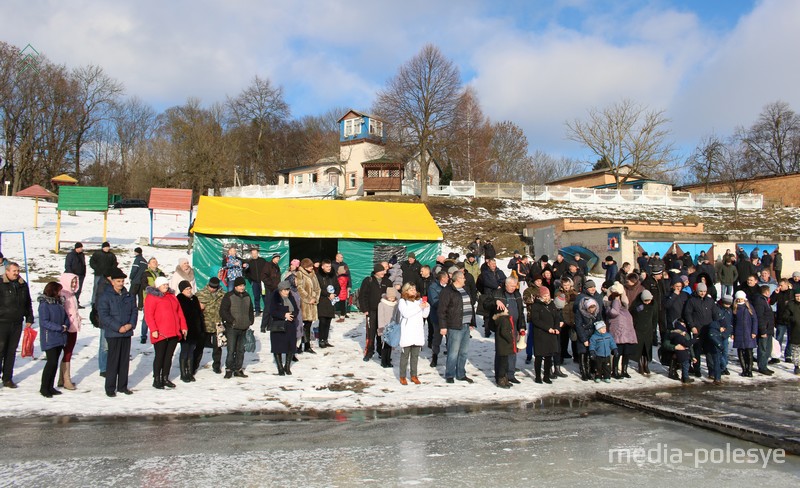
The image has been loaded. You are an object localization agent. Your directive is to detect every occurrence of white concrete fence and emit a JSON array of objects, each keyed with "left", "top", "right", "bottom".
[{"left": 217, "top": 180, "right": 763, "bottom": 210}]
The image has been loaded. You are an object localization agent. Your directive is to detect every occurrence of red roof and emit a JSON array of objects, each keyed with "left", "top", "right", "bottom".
[
  {"left": 16, "top": 184, "right": 57, "bottom": 199},
  {"left": 148, "top": 188, "right": 193, "bottom": 211}
]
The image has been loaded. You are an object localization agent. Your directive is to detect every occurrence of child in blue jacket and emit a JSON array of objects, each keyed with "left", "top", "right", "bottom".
[{"left": 589, "top": 321, "right": 617, "bottom": 383}]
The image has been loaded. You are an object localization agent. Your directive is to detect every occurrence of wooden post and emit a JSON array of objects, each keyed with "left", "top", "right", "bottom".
[
  {"left": 33, "top": 197, "right": 39, "bottom": 229},
  {"left": 103, "top": 211, "right": 108, "bottom": 242},
  {"left": 55, "top": 210, "right": 61, "bottom": 252}
]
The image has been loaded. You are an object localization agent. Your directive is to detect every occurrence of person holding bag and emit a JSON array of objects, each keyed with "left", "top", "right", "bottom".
[
  {"left": 37, "top": 282, "right": 69, "bottom": 398},
  {"left": 397, "top": 283, "right": 429, "bottom": 385},
  {"left": 268, "top": 281, "right": 298, "bottom": 375}
]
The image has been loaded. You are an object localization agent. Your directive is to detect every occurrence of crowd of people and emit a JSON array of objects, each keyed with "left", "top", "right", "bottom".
[{"left": 0, "top": 239, "right": 798, "bottom": 400}]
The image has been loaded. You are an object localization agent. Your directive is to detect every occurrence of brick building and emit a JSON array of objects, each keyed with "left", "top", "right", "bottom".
[{"left": 678, "top": 172, "right": 800, "bottom": 207}]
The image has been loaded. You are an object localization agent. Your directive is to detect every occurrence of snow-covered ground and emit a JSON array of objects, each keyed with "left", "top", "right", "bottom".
[{"left": 0, "top": 196, "right": 797, "bottom": 419}]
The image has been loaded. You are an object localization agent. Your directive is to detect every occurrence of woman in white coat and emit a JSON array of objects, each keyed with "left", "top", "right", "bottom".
[{"left": 397, "top": 282, "right": 429, "bottom": 385}]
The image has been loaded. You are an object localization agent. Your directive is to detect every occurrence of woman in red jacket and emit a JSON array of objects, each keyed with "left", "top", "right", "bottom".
[{"left": 145, "top": 277, "right": 187, "bottom": 389}]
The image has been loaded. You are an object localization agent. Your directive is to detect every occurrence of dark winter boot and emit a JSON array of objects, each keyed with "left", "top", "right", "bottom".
[
  {"left": 153, "top": 375, "right": 164, "bottom": 390},
  {"left": 163, "top": 375, "right": 176, "bottom": 388},
  {"left": 746, "top": 349, "right": 755, "bottom": 377},
  {"left": 543, "top": 357, "right": 553, "bottom": 384},
  {"left": 611, "top": 354, "right": 621, "bottom": 379},
  {"left": 534, "top": 357, "right": 543, "bottom": 384},
  {"left": 578, "top": 353, "right": 589, "bottom": 381},
  {"left": 180, "top": 358, "right": 191, "bottom": 383},
  {"left": 621, "top": 355, "right": 631, "bottom": 378},
  {"left": 380, "top": 347, "right": 392, "bottom": 368},
  {"left": 274, "top": 354, "right": 285, "bottom": 376},
  {"left": 643, "top": 357, "right": 651, "bottom": 375},
  {"left": 554, "top": 364, "right": 568, "bottom": 378},
  {"left": 430, "top": 354, "right": 438, "bottom": 367},
  {"left": 737, "top": 350, "right": 747, "bottom": 376},
  {"left": 668, "top": 358, "right": 680, "bottom": 380},
  {"left": 638, "top": 357, "right": 647, "bottom": 375},
  {"left": 187, "top": 357, "right": 196, "bottom": 382},
  {"left": 304, "top": 341, "right": 316, "bottom": 354},
  {"left": 284, "top": 354, "right": 293, "bottom": 375}
]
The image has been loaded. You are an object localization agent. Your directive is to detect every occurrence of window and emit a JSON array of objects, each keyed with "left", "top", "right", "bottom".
[
  {"left": 353, "top": 118, "right": 362, "bottom": 136},
  {"left": 344, "top": 118, "right": 363, "bottom": 137},
  {"left": 367, "top": 169, "right": 381, "bottom": 178},
  {"left": 312, "top": 173, "right": 318, "bottom": 184},
  {"left": 369, "top": 119, "right": 383, "bottom": 137},
  {"left": 348, "top": 172, "right": 356, "bottom": 189},
  {"left": 295, "top": 174, "right": 303, "bottom": 185}
]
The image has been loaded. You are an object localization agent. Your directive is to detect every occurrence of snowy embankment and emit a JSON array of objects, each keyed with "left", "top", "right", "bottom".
[{"left": 0, "top": 196, "right": 796, "bottom": 419}]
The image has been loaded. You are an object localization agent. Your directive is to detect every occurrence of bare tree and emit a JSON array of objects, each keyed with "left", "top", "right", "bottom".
[
  {"left": 711, "top": 137, "right": 759, "bottom": 225},
  {"left": 112, "top": 96, "right": 157, "bottom": 175},
  {"left": 566, "top": 99, "right": 675, "bottom": 189},
  {"left": 226, "top": 75, "right": 290, "bottom": 184},
  {"left": 528, "top": 150, "right": 589, "bottom": 185},
  {"left": 741, "top": 100, "right": 800, "bottom": 175},
  {"left": 687, "top": 133, "right": 724, "bottom": 191},
  {"left": 71, "top": 65, "right": 124, "bottom": 178},
  {"left": 448, "top": 87, "right": 491, "bottom": 181},
  {"left": 375, "top": 44, "right": 461, "bottom": 201},
  {"left": 483, "top": 120, "right": 531, "bottom": 182}
]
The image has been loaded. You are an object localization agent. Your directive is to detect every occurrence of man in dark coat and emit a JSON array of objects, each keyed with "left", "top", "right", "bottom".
[
  {"left": 551, "top": 253, "right": 569, "bottom": 281},
  {"left": 631, "top": 290, "right": 658, "bottom": 374},
  {"left": 244, "top": 248, "right": 268, "bottom": 316},
  {"left": 683, "top": 283, "right": 717, "bottom": 377},
  {"left": 96, "top": 267, "right": 137, "bottom": 397},
  {"left": 773, "top": 251, "right": 783, "bottom": 281},
  {"left": 358, "top": 264, "right": 389, "bottom": 360},
  {"left": 315, "top": 259, "right": 339, "bottom": 348},
  {"left": 664, "top": 278, "right": 689, "bottom": 330},
  {"left": 752, "top": 285, "right": 775, "bottom": 375},
  {"left": 573, "top": 253, "right": 589, "bottom": 277},
  {"left": 65, "top": 242, "right": 87, "bottom": 307},
  {"left": 483, "top": 240, "right": 496, "bottom": 260},
  {"left": 128, "top": 247, "right": 147, "bottom": 310},
  {"left": 477, "top": 258, "right": 506, "bottom": 337},
  {"left": 438, "top": 271, "right": 476, "bottom": 383},
  {"left": 400, "top": 253, "right": 422, "bottom": 284},
  {"left": 219, "top": 277, "right": 254, "bottom": 378},
  {"left": 260, "top": 253, "right": 282, "bottom": 332},
  {"left": 0, "top": 263, "right": 34, "bottom": 388},
  {"left": 89, "top": 242, "right": 118, "bottom": 306},
  {"left": 426, "top": 271, "right": 449, "bottom": 366},
  {"left": 485, "top": 276, "right": 526, "bottom": 384},
  {"left": 641, "top": 265, "right": 664, "bottom": 343}
]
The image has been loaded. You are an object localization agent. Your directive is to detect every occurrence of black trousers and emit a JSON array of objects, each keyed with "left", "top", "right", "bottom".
[
  {"left": 106, "top": 337, "right": 131, "bottom": 393},
  {"left": 496, "top": 353, "right": 509, "bottom": 381},
  {"left": 130, "top": 283, "right": 143, "bottom": 310},
  {"left": 225, "top": 328, "right": 247, "bottom": 372},
  {"left": 593, "top": 356, "right": 611, "bottom": 379},
  {"left": 40, "top": 346, "right": 63, "bottom": 393},
  {"left": 0, "top": 321, "right": 23, "bottom": 382},
  {"left": 366, "top": 311, "right": 379, "bottom": 354},
  {"left": 153, "top": 336, "right": 178, "bottom": 379},
  {"left": 75, "top": 275, "right": 86, "bottom": 305},
  {"left": 318, "top": 316, "right": 332, "bottom": 342}
]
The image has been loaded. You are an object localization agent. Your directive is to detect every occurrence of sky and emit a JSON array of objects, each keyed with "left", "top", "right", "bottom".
[{"left": 2, "top": 0, "right": 799, "bottom": 162}]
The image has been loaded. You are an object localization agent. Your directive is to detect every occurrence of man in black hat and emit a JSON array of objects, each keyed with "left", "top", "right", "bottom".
[
  {"left": 96, "top": 267, "right": 137, "bottom": 397},
  {"left": 89, "top": 242, "right": 118, "bottom": 306},
  {"left": 128, "top": 247, "right": 147, "bottom": 310},
  {"left": 64, "top": 242, "right": 87, "bottom": 308},
  {"left": 358, "top": 263, "right": 389, "bottom": 361},
  {"left": 219, "top": 276, "right": 254, "bottom": 379}
]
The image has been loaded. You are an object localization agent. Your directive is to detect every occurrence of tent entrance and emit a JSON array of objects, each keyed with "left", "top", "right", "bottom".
[{"left": 289, "top": 238, "right": 339, "bottom": 262}]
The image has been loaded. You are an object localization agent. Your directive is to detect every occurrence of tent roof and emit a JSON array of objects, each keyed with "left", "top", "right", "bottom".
[
  {"left": 149, "top": 188, "right": 193, "bottom": 211},
  {"left": 16, "top": 184, "right": 56, "bottom": 199},
  {"left": 192, "top": 196, "right": 443, "bottom": 241},
  {"left": 50, "top": 174, "right": 78, "bottom": 184}
]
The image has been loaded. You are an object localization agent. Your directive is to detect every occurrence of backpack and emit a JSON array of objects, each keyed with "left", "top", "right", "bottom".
[{"left": 90, "top": 306, "right": 100, "bottom": 328}]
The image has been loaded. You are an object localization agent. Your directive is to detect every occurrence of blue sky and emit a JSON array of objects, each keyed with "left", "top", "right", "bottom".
[{"left": 2, "top": 0, "right": 799, "bottom": 162}]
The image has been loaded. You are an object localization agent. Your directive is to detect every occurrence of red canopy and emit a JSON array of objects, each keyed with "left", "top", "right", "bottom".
[
  {"left": 148, "top": 188, "right": 193, "bottom": 211},
  {"left": 16, "top": 184, "right": 57, "bottom": 199}
]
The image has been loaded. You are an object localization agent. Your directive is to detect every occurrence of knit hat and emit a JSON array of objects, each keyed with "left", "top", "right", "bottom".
[
  {"left": 540, "top": 255, "right": 549, "bottom": 262},
  {"left": 178, "top": 280, "right": 192, "bottom": 293},
  {"left": 154, "top": 276, "right": 169, "bottom": 288},
  {"left": 373, "top": 263, "right": 385, "bottom": 273},
  {"left": 680, "top": 275, "right": 689, "bottom": 282},
  {"left": 277, "top": 280, "right": 291, "bottom": 291},
  {"left": 233, "top": 276, "right": 246, "bottom": 288},
  {"left": 539, "top": 286, "right": 550, "bottom": 296},
  {"left": 408, "top": 252, "right": 416, "bottom": 259},
  {"left": 793, "top": 271, "right": 800, "bottom": 278},
  {"left": 595, "top": 321, "right": 606, "bottom": 331},
  {"left": 650, "top": 264, "right": 664, "bottom": 274},
  {"left": 696, "top": 283, "right": 708, "bottom": 292},
  {"left": 272, "top": 253, "right": 281, "bottom": 260},
  {"left": 208, "top": 277, "right": 221, "bottom": 288},
  {"left": 584, "top": 279, "right": 596, "bottom": 289},
  {"left": 734, "top": 290, "right": 747, "bottom": 300},
  {"left": 722, "top": 295, "right": 733, "bottom": 304},
  {"left": 109, "top": 268, "right": 126, "bottom": 280},
  {"left": 448, "top": 266, "right": 459, "bottom": 275},
  {"left": 74, "top": 242, "right": 83, "bottom": 250},
  {"left": 554, "top": 294, "right": 566, "bottom": 309},
  {"left": 101, "top": 241, "right": 111, "bottom": 248},
  {"left": 641, "top": 290, "right": 653, "bottom": 301},
  {"left": 386, "top": 287, "right": 397, "bottom": 299},
  {"left": 134, "top": 247, "right": 142, "bottom": 254}
]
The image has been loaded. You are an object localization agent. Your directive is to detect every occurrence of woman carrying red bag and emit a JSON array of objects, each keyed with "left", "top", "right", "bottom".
[{"left": 145, "top": 277, "right": 187, "bottom": 389}]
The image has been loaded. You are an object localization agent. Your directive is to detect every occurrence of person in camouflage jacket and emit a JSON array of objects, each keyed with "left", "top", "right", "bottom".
[{"left": 196, "top": 277, "right": 226, "bottom": 374}]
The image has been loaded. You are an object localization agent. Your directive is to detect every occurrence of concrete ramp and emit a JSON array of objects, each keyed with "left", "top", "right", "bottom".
[{"left": 597, "top": 382, "right": 800, "bottom": 455}]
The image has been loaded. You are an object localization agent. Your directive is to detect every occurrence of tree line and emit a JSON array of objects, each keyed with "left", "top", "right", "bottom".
[{"left": 0, "top": 41, "right": 585, "bottom": 200}]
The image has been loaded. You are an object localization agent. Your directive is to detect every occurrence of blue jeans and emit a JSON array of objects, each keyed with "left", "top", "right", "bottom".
[
  {"left": 679, "top": 358, "right": 690, "bottom": 380},
  {"left": 140, "top": 317, "right": 149, "bottom": 342},
  {"left": 776, "top": 324, "right": 788, "bottom": 355},
  {"left": 98, "top": 328, "right": 108, "bottom": 373},
  {"left": 445, "top": 327, "right": 471, "bottom": 380},
  {"left": 526, "top": 322, "right": 534, "bottom": 359},
  {"left": 721, "top": 338, "right": 730, "bottom": 370},
  {"left": 706, "top": 351, "right": 723, "bottom": 380},
  {"left": 250, "top": 280, "right": 266, "bottom": 313},
  {"left": 720, "top": 284, "right": 734, "bottom": 298},
  {"left": 757, "top": 335, "right": 773, "bottom": 371}
]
